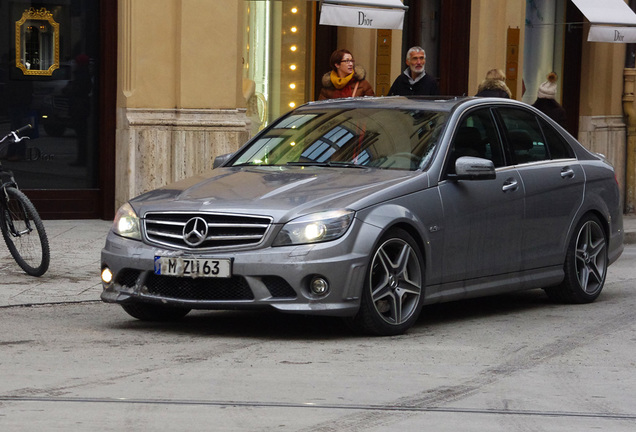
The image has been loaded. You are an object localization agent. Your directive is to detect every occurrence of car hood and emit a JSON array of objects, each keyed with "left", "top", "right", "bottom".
[{"left": 131, "top": 166, "right": 422, "bottom": 222}]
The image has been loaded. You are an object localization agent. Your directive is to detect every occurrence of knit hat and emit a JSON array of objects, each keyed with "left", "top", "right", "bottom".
[{"left": 537, "top": 72, "right": 558, "bottom": 99}]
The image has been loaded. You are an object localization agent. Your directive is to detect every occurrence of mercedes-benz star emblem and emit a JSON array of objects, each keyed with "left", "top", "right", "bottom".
[{"left": 183, "top": 217, "right": 209, "bottom": 247}]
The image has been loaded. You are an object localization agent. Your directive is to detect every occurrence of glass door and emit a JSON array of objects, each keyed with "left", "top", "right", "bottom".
[{"left": 1, "top": 0, "right": 115, "bottom": 218}]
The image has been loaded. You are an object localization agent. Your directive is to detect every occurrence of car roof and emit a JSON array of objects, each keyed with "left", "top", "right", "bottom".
[
  {"left": 298, "top": 95, "right": 535, "bottom": 114},
  {"left": 299, "top": 96, "right": 471, "bottom": 112}
]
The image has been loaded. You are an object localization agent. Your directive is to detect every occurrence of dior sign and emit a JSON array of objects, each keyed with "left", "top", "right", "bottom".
[
  {"left": 358, "top": 11, "right": 373, "bottom": 27},
  {"left": 588, "top": 25, "right": 636, "bottom": 43},
  {"left": 319, "top": 2, "right": 406, "bottom": 30}
]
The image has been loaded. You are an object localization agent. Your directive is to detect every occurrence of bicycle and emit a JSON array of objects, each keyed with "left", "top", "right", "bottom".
[{"left": 0, "top": 124, "right": 50, "bottom": 276}]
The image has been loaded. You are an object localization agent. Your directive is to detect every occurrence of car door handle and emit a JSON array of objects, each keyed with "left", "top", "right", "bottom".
[
  {"left": 502, "top": 178, "right": 518, "bottom": 192},
  {"left": 560, "top": 167, "right": 575, "bottom": 179}
]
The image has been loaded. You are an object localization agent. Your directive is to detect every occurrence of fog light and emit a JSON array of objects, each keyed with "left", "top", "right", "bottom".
[
  {"left": 310, "top": 277, "right": 329, "bottom": 296},
  {"left": 101, "top": 267, "right": 113, "bottom": 284}
]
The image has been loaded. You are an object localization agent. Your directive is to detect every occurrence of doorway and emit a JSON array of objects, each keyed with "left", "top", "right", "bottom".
[{"left": 1, "top": 0, "right": 116, "bottom": 219}]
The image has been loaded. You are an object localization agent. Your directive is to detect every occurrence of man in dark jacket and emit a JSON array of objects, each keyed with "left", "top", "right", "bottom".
[{"left": 388, "top": 46, "right": 439, "bottom": 96}]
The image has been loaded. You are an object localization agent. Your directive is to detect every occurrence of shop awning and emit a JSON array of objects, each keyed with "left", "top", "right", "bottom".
[
  {"left": 572, "top": 0, "right": 636, "bottom": 43},
  {"left": 319, "top": 0, "right": 408, "bottom": 30}
]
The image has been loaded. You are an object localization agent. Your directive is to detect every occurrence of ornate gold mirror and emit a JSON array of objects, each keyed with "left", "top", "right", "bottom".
[{"left": 15, "top": 7, "right": 60, "bottom": 76}]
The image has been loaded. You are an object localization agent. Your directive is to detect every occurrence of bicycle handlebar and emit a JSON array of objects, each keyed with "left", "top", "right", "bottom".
[
  {"left": 15, "top": 124, "right": 33, "bottom": 135},
  {"left": 0, "top": 124, "right": 32, "bottom": 144}
]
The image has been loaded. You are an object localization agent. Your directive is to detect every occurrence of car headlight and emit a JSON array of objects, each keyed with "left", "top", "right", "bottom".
[
  {"left": 112, "top": 202, "right": 141, "bottom": 240},
  {"left": 273, "top": 210, "right": 354, "bottom": 246}
]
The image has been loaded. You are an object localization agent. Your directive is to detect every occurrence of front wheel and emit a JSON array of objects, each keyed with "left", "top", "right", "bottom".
[
  {"left": 1, "top": 187, "right": 50, "bottom": 276},
  {"left": 544, "top": 214, "right": 608, "bottom": 303},
  {"left": 349, "top": 228, "right": 425, "bottom": 336}
]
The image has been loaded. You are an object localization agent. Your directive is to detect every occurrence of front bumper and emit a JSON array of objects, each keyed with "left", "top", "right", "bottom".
[{"left": 100, "top": 225, "right": 379, "bottom": 317}]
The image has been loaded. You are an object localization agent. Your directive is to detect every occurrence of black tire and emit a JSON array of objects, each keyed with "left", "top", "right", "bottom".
[
  {"left": 121, "top": 303, "right": 191, "bottom": 321},
  {"left": 545, "top": 214, "right": 608, "bottom": 304},
  {"left": 350, "top": 228, "right": 425, "bottom": 336},
  {"left": 1, "top": 187, "right": 50, "bottom": 276}
]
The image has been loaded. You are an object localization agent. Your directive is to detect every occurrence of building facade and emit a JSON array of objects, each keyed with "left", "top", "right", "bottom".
[{"left": 1, "top": 0, "right": 633, "bottom": 219}]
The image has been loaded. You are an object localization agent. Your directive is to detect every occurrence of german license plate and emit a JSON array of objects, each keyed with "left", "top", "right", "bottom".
[{"left": 154, "top": 256, "right": 232, "bottom": 278}]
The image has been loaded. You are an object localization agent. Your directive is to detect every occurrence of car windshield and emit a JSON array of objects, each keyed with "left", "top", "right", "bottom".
[{"left": 231, "top": 107, "right": 447, "bottom": 171}]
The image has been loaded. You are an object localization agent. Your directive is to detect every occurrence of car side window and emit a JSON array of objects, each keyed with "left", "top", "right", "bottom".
[
  {"left": 538, "top": 118, "right": 575, "bottom": 159},
  {"left": 498, "top": 108, "right": 548, "bottom": 164},
  {"left": 448, "top": 108, "right": 504, "bottom": 173}
]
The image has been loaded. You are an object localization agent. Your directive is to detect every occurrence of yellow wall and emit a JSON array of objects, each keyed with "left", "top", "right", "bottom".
[
  {"left": 469, "top": 0, "right": 525, "bottom": 99},
  {"left": 337, "top": 27, "right": 377, "bottom": 88},
  {"left": 579, "top": 39, "right": 625, "bottom": 116},
  {"left": 118, "top": 0, "right": 245, "bottom": 110}
]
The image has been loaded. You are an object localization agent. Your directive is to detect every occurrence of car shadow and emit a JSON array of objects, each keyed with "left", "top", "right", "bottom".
[
  {"left": 108, "top": 308, "right": 355, "bottom": 340},
  {"left": 416, "top": 288, "right": 553, "bottom": 328},
  {"left": 105, "top": 289, "right": 557, "bottom": 340}
]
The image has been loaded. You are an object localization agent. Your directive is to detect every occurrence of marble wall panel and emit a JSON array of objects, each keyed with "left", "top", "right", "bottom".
[
  {"left": 579, "top": 115, "right": 627, "bottom": 207},
  {"left": 115, "top": 108, "right": 250, "bottom": 208}
]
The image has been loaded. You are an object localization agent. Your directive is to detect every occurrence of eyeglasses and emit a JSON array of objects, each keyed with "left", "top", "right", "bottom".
[{"left": 339, "top": 59, "right": 355, "bottom": 64}]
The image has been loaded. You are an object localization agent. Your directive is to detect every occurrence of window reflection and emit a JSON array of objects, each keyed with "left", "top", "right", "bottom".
[
  {"left": 232, "top": 108, "right": 446, "bottom": 171},
  {"left": 1, "top": 1, "right": 99, "bottom": 190}
]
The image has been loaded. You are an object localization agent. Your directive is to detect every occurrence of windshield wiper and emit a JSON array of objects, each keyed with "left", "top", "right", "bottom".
[{"left": 286, "top": 161, "right": 367, "bottom": 169}]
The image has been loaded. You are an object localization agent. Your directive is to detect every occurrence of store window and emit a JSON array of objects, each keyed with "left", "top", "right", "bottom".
[
  {"left": 243, "top": 0, "right": 315, "bottom": 135},
  {"left": 1, "top": 1, "right": 100, "bottom": 189}
]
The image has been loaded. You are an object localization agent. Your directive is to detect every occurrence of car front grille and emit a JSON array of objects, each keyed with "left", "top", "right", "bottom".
[
  {"left": 144, "top": 274, "right": 254, "bottom": 301},
  {"left": 113, "top": 270, "right": 297, "bottom": 302},
  {"left": 143, "top": 212, "right": 272, "bottom": 250},
  {"left": 116, "top": 269, "right": 141, "bottom": 288}
]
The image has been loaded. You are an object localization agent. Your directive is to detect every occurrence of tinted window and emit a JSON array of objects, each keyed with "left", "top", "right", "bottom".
[
  {"left": 449, "top": 108, "right": 504, "bottom": 172},
  {"left": 498, "top": 108, "right": 548, "bottom": 164},
  {"left": 233, "top": 108, "right": 447, "bottom": 171},
  {"left": 539, "top": 118, "right": 575, "bottom": 159}
]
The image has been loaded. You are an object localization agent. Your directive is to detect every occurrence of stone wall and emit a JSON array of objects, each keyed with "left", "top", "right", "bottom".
[
  {"left": 115, "top": 107, "right": 250, "bottom": 209},
  {"left": 578, "top": 115, "right": 627, "bottom": 208}
]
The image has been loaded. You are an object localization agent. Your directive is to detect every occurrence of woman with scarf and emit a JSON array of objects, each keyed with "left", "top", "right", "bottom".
[{"left": 319, "top": 49, "right": 374, "bottom": 100}]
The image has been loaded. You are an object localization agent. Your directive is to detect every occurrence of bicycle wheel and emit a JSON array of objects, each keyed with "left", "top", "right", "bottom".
[{"left": 1, "top": 187, "right": 50, "bottom": 276}]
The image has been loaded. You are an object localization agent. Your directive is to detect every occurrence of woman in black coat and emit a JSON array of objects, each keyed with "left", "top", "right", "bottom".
[{"left": 532, "top": 72, "right": 567, "bottom": 128}]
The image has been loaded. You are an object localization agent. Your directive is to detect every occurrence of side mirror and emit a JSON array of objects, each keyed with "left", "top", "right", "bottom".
[
  {"left": 213, "top": 153, "right": 233, "bottom": 169},
  {"left": 452, "top": 156, "right": 496, "bottom": 180}
]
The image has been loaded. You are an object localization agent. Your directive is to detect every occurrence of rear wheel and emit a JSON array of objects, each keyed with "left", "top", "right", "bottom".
[
  {"left": 1, "top": 187, "right": 50, "bottom": 276},
  {"left": 121, "top": 303, "right": 191, "bottom": 321},
  {"left": 545, "top": 214, "right": 607, "bottom": 303},
  {"left": 350, "top": 228, "right": 424, "bottom": 336}
]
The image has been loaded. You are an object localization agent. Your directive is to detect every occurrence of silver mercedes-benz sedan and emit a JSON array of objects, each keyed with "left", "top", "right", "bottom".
[{"left": 100, "top": 96, "right": 624, "bottom": 336}]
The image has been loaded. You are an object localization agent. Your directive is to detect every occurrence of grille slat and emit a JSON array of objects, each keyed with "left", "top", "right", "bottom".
[
  {"left": 146, "top": 229, "right": 184, "bottom": 239},
  {"left": 207, "top": 234, "right": 263, "bottom": 241},
  {"left": 144, "top": 212, "right": 272, "bottom": 250}
]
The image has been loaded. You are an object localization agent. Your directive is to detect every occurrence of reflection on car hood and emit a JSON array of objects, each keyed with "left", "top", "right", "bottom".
[{"left": 132, "top": 166, "right": 419, "bottom": 221}]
